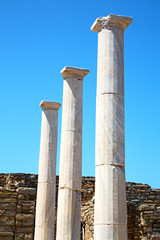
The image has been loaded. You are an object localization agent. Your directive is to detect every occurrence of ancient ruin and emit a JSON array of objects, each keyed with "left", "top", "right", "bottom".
[{"left": 0, "top": 13, "right": 160, "bottom": 240}]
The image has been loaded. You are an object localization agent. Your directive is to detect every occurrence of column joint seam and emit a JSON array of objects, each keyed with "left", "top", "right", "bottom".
[
  {"left": 94, "top": 223, "right": 127, "bottom": 226},
  {"left": 97, "top": 92, "right": 124, "bottom": 96},
  {"left": 59, "top": 186, "right": 82, "bottom": 192},
  {"left": 35, "top": 226, "right": 55, "bottom": 229},
  {"left": 62, "top": 130, "right": 82, "bottom": 133},
  {"left": 37, "top": 181, "right": 55, "bottom": 184},
  {"left": 95, "top": 163, "right": 124, "bottom": 168}
]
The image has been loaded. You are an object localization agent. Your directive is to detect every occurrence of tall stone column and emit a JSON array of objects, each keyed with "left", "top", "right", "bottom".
[
  {"left": 34, "top": 101, "right": 61, "bottom": 240},
  {"left": 56, "top": 66, "right": 89, "bottom": 240},
  {"left": 91, "top": 15, "right": 132, "bottom": 239}
]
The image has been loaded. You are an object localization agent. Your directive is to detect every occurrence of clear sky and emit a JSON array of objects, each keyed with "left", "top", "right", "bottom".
[{"left": 0, "top": 0, "right": 160, "bottom": 188}]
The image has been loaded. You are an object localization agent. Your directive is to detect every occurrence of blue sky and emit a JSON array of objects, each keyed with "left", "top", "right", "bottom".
[{"left": 0, "top": 0, "right": 160, "bottom": 188}]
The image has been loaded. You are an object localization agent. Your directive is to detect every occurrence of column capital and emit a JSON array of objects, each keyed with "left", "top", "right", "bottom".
[
  {"left": 40, "top": 101, "right": 61, "bottom": 110},
  {"left": 61, "top": 66, "right": 89, "bottom": 79},
  {"left": 91, "top": 14, "right": 132, "bottom": 32}
]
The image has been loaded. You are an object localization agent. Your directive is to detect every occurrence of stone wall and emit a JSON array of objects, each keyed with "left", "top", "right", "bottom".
[
  {"left": 0, "top": 174, "right": 160, "bottom": 240},
  {"left": 0, "top": 174, "right": 37, "bottom": 240}
]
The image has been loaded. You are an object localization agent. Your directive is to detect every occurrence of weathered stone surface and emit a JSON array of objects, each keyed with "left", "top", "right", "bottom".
[
  {"left": 15, "top": 227, "right": 33, "bottom": 233},
  {"left": 91, "top": 14, "right": 132, "bottom": 32},
  {"left": 38, "top": 102, "right": 61, "bottom": 184},
  {"left": 34, "top": 227, "right": 54, "bottom": 240},
  {"left": 0, "top": 216, "right": 14, "bottom": 226},
  {"left": 17, "top": 188, "right": 36, "bottom": 195},
  {"left": 91, "top": 15, "right": 132, "bottom": 97},
  {"left": 94, "top": 165, "right": 127, "bottom": 224},
  {"left": 91, "top": 14, "right": 132, "bottom": 240},
  {"left": 0, "top": 203, "right": 16, "bottom": 211},
  {"left": 17, "top": 202, "right": 35, "bottom": 214},
  {"left": 56, "top": 67, "right": 89, "bottom": 240},
  {"left": 0, "top": 192, "right": 17, "bottom": 203},
  {"left": 96, "top": 94, "right": 124, "bottom": 167},
  {"left": 0, "top": 232, "right": 13, "bottom": 237},
  {"left": 57, "top": 189, "right": 81, "bottom": 240},
  {"left": 151, "top": 236, "right": 160, "bottom": 240},
  {"left": 14, "top": 232, "right": 33, "bottom": 240},
  {"left": 0, "top": 226, "right": 13, "bottom": 232},
  {"left": 59, "top": 131, "right": 82, "bottom": 190},
  {"left": 61, "top": 76, "right": 83, "bottom": 132},
  {"left": 34, "top": 101, "right": 60, "bottom": 240},
  {"left": 94, "top": 224, "right": 128, "bottom": 239},
  {"left": 61, "top": 66, "right": 89, "bottom": 79},
  {"left": 35, "top": 183, "right": 55, "bottom": 228},
  {"left": 97, "top": 28, "right": 124, "bottom": 96},
  {"left": 0, "top": 209, "right": 15, "bottom": 217},
  {"left": 16, "top": 213, "right": 34, "bottom": 222}
]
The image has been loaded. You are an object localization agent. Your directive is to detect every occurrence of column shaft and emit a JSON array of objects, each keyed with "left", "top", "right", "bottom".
[
  {"left": 56, "top": 67, "right": 89, "bottom": 240},
  {"left": 91, "top": 15, "right": 132, "bottom": 239},
  {"left": 34, "top": 101, "right": 61, "bottom": 240}
]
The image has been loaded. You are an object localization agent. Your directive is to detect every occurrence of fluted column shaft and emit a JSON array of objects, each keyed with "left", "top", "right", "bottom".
[
  {"left": 56, "top": 66, "right": 89, "bottom": 240},
  {"left": 91, "top": 14, "right": 132, "bottom": 239},
  {"left": 34, "top": 101, "right": 61, "bottom": 240}
]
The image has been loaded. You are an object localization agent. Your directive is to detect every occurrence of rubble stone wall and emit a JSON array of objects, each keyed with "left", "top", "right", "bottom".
[{"left": 0, "top": 174, "right": 160, "bottom": 240}]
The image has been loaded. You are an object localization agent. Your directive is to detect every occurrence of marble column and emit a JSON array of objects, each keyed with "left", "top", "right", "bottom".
[
  {"left": 91, "top": 14, "right": 132, "bottom": 239},
  {"left": 56, "top": 66, "right": 89, "bottom": 240},
  {"left": 34, "top": 101, "right": 61, "bottom": 240}
]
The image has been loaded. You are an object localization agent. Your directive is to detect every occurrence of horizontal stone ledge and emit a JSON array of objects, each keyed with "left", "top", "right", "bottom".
[
  {"left": 0, "top": 232, "right": 13, "bottom": 237},
  {"left": 91, "top": 14, "right": 132, "bottom": 32},
  {"left": 61, "top": 66, "right": 90, "bottom": 79},
  {"left": 15, "top": 227, "right": 33, "bottom": 233},
  {"left": 40, "top": 101, "right": 61, "bottom": 110},
  {"left": 17, "top": 187, "right": 36, "bottom": 195},
  {"left": 0, "top": 203, "right": 16, "bottom": 210},
  {"left": 0, "top": 192, "right": 17, "bottom": 198},
  {"left": 0, "top": 199, "right": 17, "bottom": 203},
  {"left": 0, "top": 226, "right": 13, "bottom": 232},
  {"left": 16, "top": 214, "right": 34, "bottom": 221}
]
